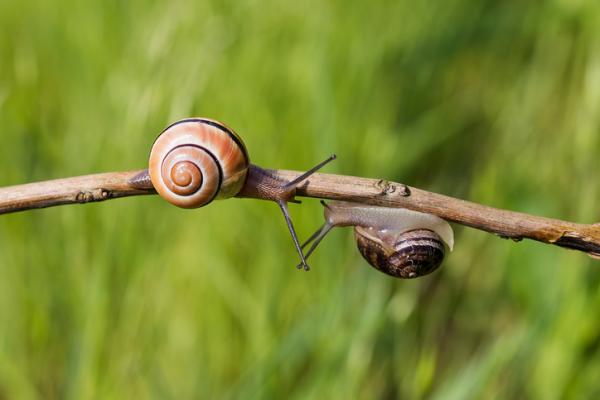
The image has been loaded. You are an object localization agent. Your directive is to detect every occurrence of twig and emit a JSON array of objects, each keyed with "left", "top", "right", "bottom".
[
  {"left": 1, "top": 169, "right": 599, "bottom": 257},
  {"left": 0, "top": 170, "right": 155, "bottom": 214}
]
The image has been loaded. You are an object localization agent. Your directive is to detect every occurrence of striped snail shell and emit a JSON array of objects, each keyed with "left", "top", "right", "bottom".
[
  {"left": 149, "top": 118, "right": 250, "bottom": 208},
  {"left": 354, "top": 227, "right": 446, "bottom": 278},
  {"left": 301, "top": 201, "right": 454, "bottom": 279}
]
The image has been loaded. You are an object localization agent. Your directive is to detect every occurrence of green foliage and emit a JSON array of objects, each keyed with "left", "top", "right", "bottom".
[{"left": 1, "top": 0, "right": 600, "bottom": 398}]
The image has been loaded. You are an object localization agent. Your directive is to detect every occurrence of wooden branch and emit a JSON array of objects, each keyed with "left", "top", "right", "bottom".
[
  {"left": 1, "top": 168, "right": 599, "bottom": 258},
  {"left": 0, "top": 170, "right": 155, "bottom": 214}
]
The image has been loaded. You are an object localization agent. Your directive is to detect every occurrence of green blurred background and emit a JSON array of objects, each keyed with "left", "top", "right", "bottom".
[{"left": 1, "top": 0, "right": 600, "bottom": 398}]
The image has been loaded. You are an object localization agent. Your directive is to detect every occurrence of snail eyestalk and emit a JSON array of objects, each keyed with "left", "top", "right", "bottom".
[
  {"left": 274, "top": 155, "right": 338, "bottom": 271},
  {"left": 297, "top": 200, "right": 336, "bottom": 264},
  {"left": 283, "top": 154, "right": 337, "bottom": 189},
  {"left": 277, "top": 200, "right": 310, "bottom": 271},
  {"left": 300, "top": 222, "right": 335, "bottom": 261}
]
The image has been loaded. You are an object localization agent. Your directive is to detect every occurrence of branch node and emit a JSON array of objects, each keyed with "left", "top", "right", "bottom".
[
  {"left": 398, "top": 184, "right": 411, "bottom": 197},
  {"left": 75, "top": 188, "right": 111, "bottom": 203},
  {"left": 75, "top": 191, "right": 94, "bottom": 203},
  {"left": 375, "top": 179, "right": 396, "bottom": 196}
]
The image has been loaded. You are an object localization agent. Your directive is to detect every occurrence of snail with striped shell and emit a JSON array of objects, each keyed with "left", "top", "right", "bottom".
[
  {"left": 300, "top": 201, "right": 454, "bottom": 278},
  {"left": 131, "top": 118, "right": 336, "bottom": 271}
]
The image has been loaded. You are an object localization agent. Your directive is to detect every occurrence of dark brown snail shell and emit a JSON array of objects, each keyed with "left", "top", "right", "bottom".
[{"left": 354, "top": 227, "right": 445, "bottom": 278}]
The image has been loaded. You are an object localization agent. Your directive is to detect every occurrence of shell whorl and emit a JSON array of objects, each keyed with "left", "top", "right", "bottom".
[
  {"left": 354, "top": 228, "right": 445, "bottom": 279},
  {"left": 149, "top": 118, "right": 250, "bottom": 208}
]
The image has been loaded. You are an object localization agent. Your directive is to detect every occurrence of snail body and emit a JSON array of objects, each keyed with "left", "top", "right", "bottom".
[
  {"left": 301, "top": 201, "right": 454, "bottom": 278},
  {"left": 141, "top": 118, "right": 336, "bottom": 271}
]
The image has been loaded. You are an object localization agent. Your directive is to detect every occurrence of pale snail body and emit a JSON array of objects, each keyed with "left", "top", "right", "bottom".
[{"left": 302, "top": 201, "right": 454, "bottom": 278}]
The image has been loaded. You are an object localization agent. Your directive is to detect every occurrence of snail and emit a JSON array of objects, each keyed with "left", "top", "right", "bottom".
[
  {"left": 300, "top": 201, "right": 454, "bottom": 278},
  {"left": 131, "top": 118, "right": 336, "bottom": 271}
]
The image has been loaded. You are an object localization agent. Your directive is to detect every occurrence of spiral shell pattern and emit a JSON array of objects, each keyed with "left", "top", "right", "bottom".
[
  {"left": 354, "top": 228, "right": 445, "bottom": 278},
  {"left": 149, "top": 118, "right": 250, "bottom": 208}
]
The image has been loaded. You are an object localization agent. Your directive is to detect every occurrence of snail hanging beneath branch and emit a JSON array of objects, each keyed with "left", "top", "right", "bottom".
[{"left": 300, "top": 201, "right": 454, "bottom": 278}]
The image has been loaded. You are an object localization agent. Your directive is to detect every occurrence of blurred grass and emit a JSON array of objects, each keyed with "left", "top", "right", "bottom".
[{"left": 1, "top": 0, "right": 600, "bottom": 398}]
